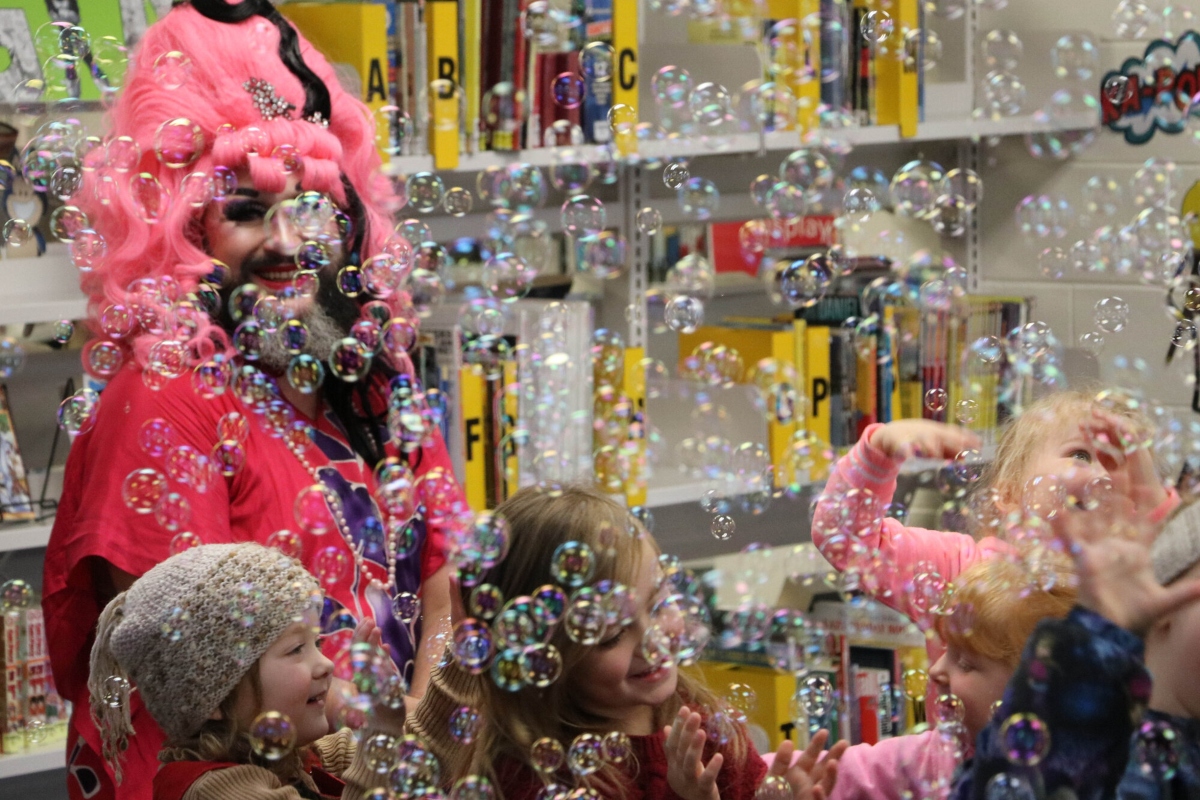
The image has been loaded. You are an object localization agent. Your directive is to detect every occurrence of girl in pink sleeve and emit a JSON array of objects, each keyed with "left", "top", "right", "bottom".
[
  {"left": 811, "top": 389, "right": 1178, "bottom": 641},
  {"left": 770, "top": 559, "right": 1078, "bottom": 800}
]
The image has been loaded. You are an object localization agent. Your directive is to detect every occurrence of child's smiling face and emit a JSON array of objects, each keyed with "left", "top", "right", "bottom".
[
  {"left": 568, "top": 538, "right": 679, "bottom": 736},
  {"left": 229, "top": 615, "right": 335, "bottom": 747}
]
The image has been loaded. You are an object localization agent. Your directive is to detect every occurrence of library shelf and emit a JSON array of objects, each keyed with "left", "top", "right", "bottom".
[
  {"left": 0, "top": 520, "right": 55, "bottom": 554},
  {"left": 0, "top": 744, "right": 64, "bottom": 780}
]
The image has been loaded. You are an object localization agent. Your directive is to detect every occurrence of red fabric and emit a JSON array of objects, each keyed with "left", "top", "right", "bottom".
[
  {"left": 45, "top": 364, "right": 462, "bottom": 800},
  {"left": 152, "top": 757, "right": 344, "bottom": 800},
  {"left": 495, "top": 729, "right": 768, "bottom": 800}
]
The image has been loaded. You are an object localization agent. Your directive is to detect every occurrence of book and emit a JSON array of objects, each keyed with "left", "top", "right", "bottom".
[
  {"left": 582, "top": 0, "right": 614, "bottom": 143},
  {"left": 0, "top": 384, "right": 35, "bottom": 523},
  {"left": 278, "top": 3, "right": 393, "bottom": 158},
  {"left": 425, "top": 0, "right": 462, "bottom": 168},
  {"left": 459, "top": 366, "right": 489, "bottom": 511}
]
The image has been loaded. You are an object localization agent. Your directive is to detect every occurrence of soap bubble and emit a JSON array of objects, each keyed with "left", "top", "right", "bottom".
[
  {"left": 483, "top": 252, "right": 537, "bottom": 301},
  {"left": 711, "top": 514, "right": 736, "bottom": 540},
  {"left": 153, "top": 50, "right": 192, "bottom": 90},
  {"left": 982, "top": 30, "right": 1023, "bottom": 71},
  {"left": 861, "top": 10, "right": 894, "bottom": 43},
  {"left": 891, "top": 160, "right": 945, "bottom": 219},
  {"left": 1133, "top": 719, "right": 1181, "bottom": 781},
  {"left": 1000, "top": 713, "right": 1051, "bottom": 766},
  {"left": 934, "top": 693, "right": 966, "bottom": 724},
  {"left": 581, "top": 41, "right": 614, "bottom": 82},
  {"left": 0, "top": 580, "right": 33, "bottom": 610},
  {"left": 154, "top": 118, "right": 204, "bottom": 169},
  {"left": 1094, "top": 296, "right": 1129, "bottom": 333},
  {"left": 663, "top": 162, "right": 690, "bottom": 189},
  {"left": 984, "top": 773, "right": 1037, "bottom": 800},
  {"left": 443, "top": 187, "right": 474, "bottom": 217},
  {"left": 560, "top": 194, "right": 606, "bottom": 238},
  {"left": 3, "top": 219, "right": 32, "bottom": 246},
  {"left": 1112, "top": 0, "right": 1154, "bottom": 39},
  {"left": 798, "top": 674, "right": 834, "bottom": 717},
  {"left": 123, "top": 468, "right": 167, "bottom": 514},
  {"left": 665, "top": 295, "right": 704, "bottom": 334},
  {"left": 58, "top": 388, "right": 100, "bottom": 435},
  {"left": 249, "top": 711, "right": 296, "bottom": 761},
  {"left": 941, "top": 168, "right": 982, "bottom": 211},
  {"left": 1103, "top": 75, "right": 1133, "bottom": 104},
  {"left": 452, "top": 619, "right": 494, "bottom": 673},
  {"left": 1051, "top": 34, "right": 1099, "bottom": 81},
  {"left": 981, "top": 70, "right": 1027, "bottom": 118},
  {"left": 101, "top": 675, "right": 131, "bottom": 709},
  {"left": 925, "top": 387, "right": 948, "bottom": 412},
  {"left": 689, "top": 82, "right": 732, "bottom": 126},
  {"left": 677, "top": 177, "right": 720, "bottom": 220},
  {"left": 551, "top": 541, "right": 596, "bottom": 587},
  {"left": 844, "top": 187, "right": 880, "bottom": 221},
  {"left": 407, "top": 172, "right": 446, "bottom": 214},
  {"left": 530, "top": 737, "right": 565, "bottom": 774},
  {"left": 636, "top": 206, "right": 663, "bottom": 235},
  {"left": 552, "top": 72, "right": 585, "bottom": 109},
  {"left": 653, "top": 66, "right": 693, "bottom": 110}
]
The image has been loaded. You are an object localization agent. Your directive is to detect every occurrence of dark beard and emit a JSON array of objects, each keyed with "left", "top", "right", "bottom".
[{"left": 216, "top": 267, "right": 364, "bottom": 376}]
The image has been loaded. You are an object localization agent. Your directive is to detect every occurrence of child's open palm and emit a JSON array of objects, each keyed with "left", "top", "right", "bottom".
[
  {"left": 665, "top": 707, "right": 724, "bottom": 800},
  {"left": 1059, "top": 498, "right": 1200, "bottom": 636},
  {"left": 760, "top": 730, "right": 846, "bottom": 800}
]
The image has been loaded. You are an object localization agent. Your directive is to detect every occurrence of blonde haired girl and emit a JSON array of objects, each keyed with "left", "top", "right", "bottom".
[{"left": 438, "top": 484, "right": 844, "bottom": 800}]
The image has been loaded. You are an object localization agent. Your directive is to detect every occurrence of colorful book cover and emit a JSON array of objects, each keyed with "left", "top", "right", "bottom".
[
  {"left": 0, "top": 385, "right": 35, "bottom": 522},
  {"left": 459, "top": 366, "right": 488, "bottom": 511},
  {"left": 582, "top": 0, "right": 614, "bottom": 143}
]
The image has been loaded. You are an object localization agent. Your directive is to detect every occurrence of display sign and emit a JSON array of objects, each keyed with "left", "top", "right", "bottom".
[{"left": 1101, "top": 30, "right": 1200, "bottom": 145}]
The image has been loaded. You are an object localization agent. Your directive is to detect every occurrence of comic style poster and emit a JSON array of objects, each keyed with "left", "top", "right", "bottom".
[{"left": 1101, "top": 30, "right": 1200, "bottom": 145}]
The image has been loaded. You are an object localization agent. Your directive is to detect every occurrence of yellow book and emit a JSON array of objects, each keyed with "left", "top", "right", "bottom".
[
  {"left": 462, "top": 0, "right": 483, "bottom": 154},
  {"left": 871, "top": 0, "right": 918, "bottom": 136},
  {"left": 805, "top": 325, "right": 832, "bottom": 478},
  {"left": 693, "top": 660, "right": 802, "bottom": 749},
  {"left": 426, "top": 0, "right": 461, "bottom": 170},
  {"left": 765, "top": 0, "right": 820, "bottom": 133},
  {"left": 500, "top": 359, "right": 520, "bottom": 500},
  {"left": 612, "top": 0, "right": 639, "bottom": 157},
  {"left": 459, "top": 366, "right": 488, "bottom": 511},
  {"left": 882, "top": 305, "right": 901, "bottom": 421},
  {"left": 623, "top": 347, "right": 648, "bottom": 507},
  {"left": 675, "top": 326, "right": 797, "bottom": 489},
  {"left": 279, "top": 3, "right": 391, "bottom": 158}
]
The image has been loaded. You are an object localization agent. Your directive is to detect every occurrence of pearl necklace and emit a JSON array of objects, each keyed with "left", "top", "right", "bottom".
[{"left": 281, "top": 418, "right": 401, "bottom": 598}]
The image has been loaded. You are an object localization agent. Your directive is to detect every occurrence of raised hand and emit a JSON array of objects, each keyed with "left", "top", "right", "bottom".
[
  {"left": 760, "top": 730, "right": 845, "bottom": 800},
  {"left": 1082, "top": 407, "right": 1168, "bottom": 524},
  {"left": 1058, "top": 499, "right": 1200, "bottom": 636},
  {"left": 665, "top": 707, "right": 723, "bottom": 800},
  {"left": 868, "top": 419, "right": 981, "bottom": 462}
]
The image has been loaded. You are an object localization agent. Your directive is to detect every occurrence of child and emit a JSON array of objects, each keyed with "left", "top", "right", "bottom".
[
  {"left": 88, "top": 542, "right": 406, "bottom": 800},
  {"left": 789, "top": 558, "right": 1076, "bottom": 800},
  {"left": 954, "top": 497, "right": 1200, "bottom": 800},
  {"left": 811, "top": 390, "right": 1177, "bottom": 646},
  {"left": 434, "top": 484, "right": 843, "bottom": 800}
]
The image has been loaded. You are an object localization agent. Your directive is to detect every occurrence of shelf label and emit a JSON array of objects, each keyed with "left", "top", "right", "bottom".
[
  {"left": 426, "top": 0, "right": 461, "bottom": 170},
  {"left": 612, "top": 0, "right": 638, "bottom": 157}
]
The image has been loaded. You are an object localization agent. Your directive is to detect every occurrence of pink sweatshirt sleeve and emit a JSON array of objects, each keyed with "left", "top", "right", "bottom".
[
  {"left": 1149, "top": 485, "right": 1180, "bottom": 523},
  {"left": 829, "top": 731, "right": 954, "bottom": 800},
  {"left": 811, "top": 423, "right": 1015, "bottom": 629}
]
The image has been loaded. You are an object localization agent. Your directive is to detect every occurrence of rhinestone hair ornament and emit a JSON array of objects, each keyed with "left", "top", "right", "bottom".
[{"left": 190, "top": 0, "right": 333, "bottom": 127}]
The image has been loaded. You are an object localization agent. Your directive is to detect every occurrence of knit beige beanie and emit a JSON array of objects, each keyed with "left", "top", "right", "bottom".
[
  {"left": 88, "top": 543, "right": 321, "bottom": 782},
  {"left": 1152, "top": 500, "right": 1200, "bottom": 586}
]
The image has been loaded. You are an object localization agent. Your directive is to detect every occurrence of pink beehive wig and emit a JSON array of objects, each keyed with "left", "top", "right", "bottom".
[{"left": 73, "top": 2, "right": 401, "bottom": 372}]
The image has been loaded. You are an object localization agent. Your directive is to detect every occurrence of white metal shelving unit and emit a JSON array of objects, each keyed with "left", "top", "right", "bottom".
[
  {"left": 0, "top": 520, "right": 54, "bottom": 553},
  {"left": 0, "top": 744, "right": 64, "bottom": 780},
  {"left": 384, "top": 112, "right": 1099, "bottom": 176}
]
